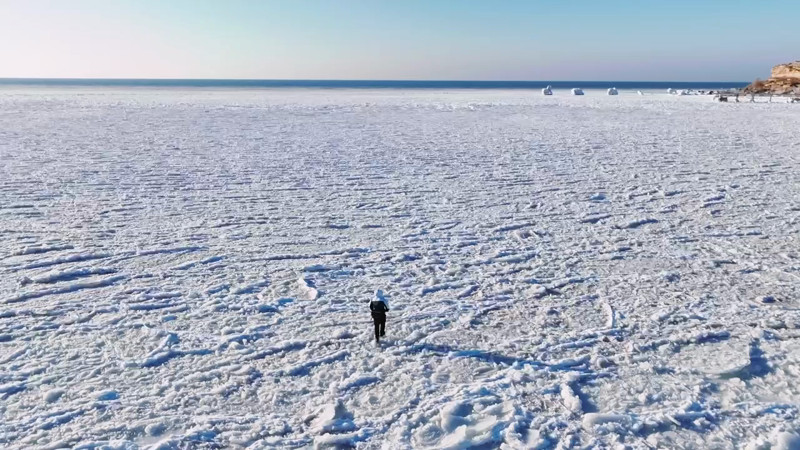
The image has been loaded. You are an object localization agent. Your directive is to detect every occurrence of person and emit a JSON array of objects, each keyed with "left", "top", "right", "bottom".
[{"left": 369, "top": 290, "right": 389, "bottom": 342}]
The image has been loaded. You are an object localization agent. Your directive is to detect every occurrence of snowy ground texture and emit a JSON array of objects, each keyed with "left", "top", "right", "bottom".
[{"left": 2, "top": 88, "right": 800, "bottom": 450}]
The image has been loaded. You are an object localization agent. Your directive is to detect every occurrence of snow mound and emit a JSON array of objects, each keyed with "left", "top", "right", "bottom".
[
  {"left": 297, "top": 277, "right": 319, "bottom": 300},
  {"left": 311, "top": 399, "right": 356, "bottom": 434},
  {"left": 412, "top": 395, "right": 517, "bottom": 449}
]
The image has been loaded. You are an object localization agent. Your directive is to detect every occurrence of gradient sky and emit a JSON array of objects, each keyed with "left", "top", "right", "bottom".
[{"left": 1, "top": 0, "right": 798, "bottom": 81}]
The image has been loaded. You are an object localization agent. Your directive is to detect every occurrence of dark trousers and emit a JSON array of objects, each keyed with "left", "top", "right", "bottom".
[{"left": 372, "top": 312, "right": 386, "bottom": 341}]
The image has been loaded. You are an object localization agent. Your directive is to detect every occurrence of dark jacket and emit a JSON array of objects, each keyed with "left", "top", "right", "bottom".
[{"left": 370, "top": 300, "right": 389, "bottom": 318}]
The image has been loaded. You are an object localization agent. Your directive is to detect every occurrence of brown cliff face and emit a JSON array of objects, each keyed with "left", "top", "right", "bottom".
[
  {"left": 744, "top": 61, "right": 800, "bottom": 95},
  {"left": 771, "top": 61, "right": 800, "bottom": 80}
]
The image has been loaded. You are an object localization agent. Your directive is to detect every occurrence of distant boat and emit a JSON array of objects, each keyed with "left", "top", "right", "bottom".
[
  {"left": 572, "top": 88, "right": 584, "bottom": 96},
  {"left": 607, "top": 87, "right": 618, "bottom": 95},
  {"left": 542, "top": 85, "right": 553, "bottom": 95}
]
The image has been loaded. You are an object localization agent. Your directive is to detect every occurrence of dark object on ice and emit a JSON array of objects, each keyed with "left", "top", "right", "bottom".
[
  {"left": 369, "top": 290, "right": 389, "bottom": 342},
  {"left": 370, "top": 301, "right": 388, "bottom": 341}
]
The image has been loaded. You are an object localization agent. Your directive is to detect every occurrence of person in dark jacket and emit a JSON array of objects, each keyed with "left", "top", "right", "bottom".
[{"left": 369, "top": 290, "right": 389, "bottom": 342}]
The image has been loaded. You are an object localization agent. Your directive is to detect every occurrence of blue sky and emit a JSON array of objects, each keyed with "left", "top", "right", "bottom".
[{"left": 1, "top": 0, "right": 797, "bottom": 81}]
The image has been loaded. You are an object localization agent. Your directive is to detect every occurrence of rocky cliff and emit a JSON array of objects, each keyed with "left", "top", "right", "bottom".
[
  {"left": 770, "top": 61, "right": 800, "bottom": 80},
  {"left": 744, "top": 61, "right": 800, "bottom": 95}
]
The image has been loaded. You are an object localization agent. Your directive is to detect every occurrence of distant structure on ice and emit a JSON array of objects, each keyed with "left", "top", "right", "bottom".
[
  {"left": 667, "top": 88, "right": 678, "bottom": 95},
  {"left": 542, "top": 85, "right": 553, "bottom": 95},
  {"left": 572, "top": 88, "right": 584, "bottom": 96},
  {"left": 607, "top": 87, "right": 618, "bottom": 95}
]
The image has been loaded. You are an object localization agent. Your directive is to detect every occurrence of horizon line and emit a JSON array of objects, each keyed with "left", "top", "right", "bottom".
[{"left": 0, "top": 77, "right": 750, "bottom": 83}]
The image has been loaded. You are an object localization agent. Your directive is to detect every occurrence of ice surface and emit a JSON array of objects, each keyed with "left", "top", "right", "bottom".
[{"left": 1, "top": 87, "right": 800, "bottom": 448}]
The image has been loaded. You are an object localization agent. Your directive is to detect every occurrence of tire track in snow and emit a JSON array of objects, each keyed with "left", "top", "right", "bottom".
[{"left": 3, "top": 275, "right": 127, "bottom": 304}]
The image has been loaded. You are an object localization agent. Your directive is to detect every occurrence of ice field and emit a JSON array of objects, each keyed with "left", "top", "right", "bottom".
[{"left": 1, "top": 87, "right": 800, "bottom": 449}]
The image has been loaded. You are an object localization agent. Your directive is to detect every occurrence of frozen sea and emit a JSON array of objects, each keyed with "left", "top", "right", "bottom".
[{"left": 1, "top": 87, "right": 800, "bottom": 449}]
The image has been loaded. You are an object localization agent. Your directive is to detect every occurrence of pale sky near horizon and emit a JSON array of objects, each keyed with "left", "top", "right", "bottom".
[{"left": 1, "top": 0, "right": 798, "bottom": 81}]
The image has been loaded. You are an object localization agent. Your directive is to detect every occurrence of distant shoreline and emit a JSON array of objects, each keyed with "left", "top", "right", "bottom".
[{"left": 0, "top": 78, "right": 747, "bottom": 90}]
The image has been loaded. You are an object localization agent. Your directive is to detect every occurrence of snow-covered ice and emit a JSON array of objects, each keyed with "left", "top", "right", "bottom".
[{"left": 1, "top": 87, "right": 800, "bottom": 448}]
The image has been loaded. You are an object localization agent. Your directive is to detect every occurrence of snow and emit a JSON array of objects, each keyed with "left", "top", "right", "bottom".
[
  {"left": 1, "top": 86, "right": 800, "bottom": 448},
  {"left": 582, "top": 412, "right": 632, "bottom": 429},
  {"left": 42, "top": 388, "right": 65, "bottom": 404},
  {"left": 94, "top": 390, "right": 119, "bottom": 401},
  {"left": 774, "top": 431, "right": 800, "bottom": 450}
]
